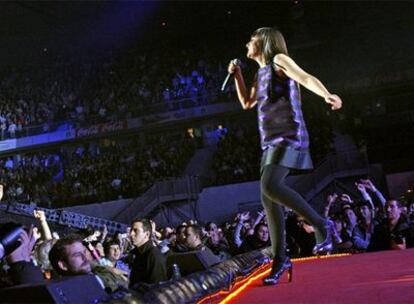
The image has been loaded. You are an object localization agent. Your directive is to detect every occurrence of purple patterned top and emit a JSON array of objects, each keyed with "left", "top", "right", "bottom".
[{"left": 256, "top": 64, "right": 310, "bottom": 152}]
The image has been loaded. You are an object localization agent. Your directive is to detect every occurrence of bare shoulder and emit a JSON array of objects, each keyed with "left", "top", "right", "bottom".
[{"left": 273, "top": 53, "right": 294, "bottom": 66}]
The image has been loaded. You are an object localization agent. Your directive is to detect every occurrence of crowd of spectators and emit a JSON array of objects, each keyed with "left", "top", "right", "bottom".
[
  {"left": 1, "top": 178, "right": 413, "bottom": 297},
  {"left": 0, "top": 132, "right": 196, "bottom": 208},
  {"left": 212, "top": 125, "right": 261, "bottom": 185},
  {"left": 289, "top": 179, "right": 414, "bottom": 256},
  {"left": 0, "top": 45, "right": 229, "bottom": 140}
]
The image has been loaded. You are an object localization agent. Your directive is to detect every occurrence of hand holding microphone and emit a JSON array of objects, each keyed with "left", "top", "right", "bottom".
[
  {"left": 227, "top": 58, "right": 241, "bottom": 74},
  {"left": 221, "top": 58, "right": 241, "bottom": 92}
]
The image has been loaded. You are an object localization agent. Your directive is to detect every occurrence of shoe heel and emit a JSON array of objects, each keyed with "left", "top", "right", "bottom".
[{"left": 287, "top": 265, "right": 293, "bottom": 283}]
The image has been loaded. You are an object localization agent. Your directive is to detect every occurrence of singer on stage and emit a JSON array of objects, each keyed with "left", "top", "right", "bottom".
[{"left": 227, "top": 27, "right": 342, "bottom": 285}]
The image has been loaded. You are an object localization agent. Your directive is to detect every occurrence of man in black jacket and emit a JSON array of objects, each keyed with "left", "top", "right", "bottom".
[
  {"left": 128, "top": 218, "right": 167, "bottom": 288},
  {"left": 368, "top": 200, "right": 414, "bottom": 251}
]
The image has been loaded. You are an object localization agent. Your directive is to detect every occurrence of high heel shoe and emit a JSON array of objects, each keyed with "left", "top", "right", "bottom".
[
  {"left": 312, "top": 220, "right": 335, "bottom": 255},
  {"left": 263, "top": 257, "right": 293, "bottom": 286}
]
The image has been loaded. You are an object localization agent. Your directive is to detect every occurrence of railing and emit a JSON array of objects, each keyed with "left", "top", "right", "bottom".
[
  {"left": 0, "top": 176, "right": 202, "bottom": 234},
  {"left": 2, "top": 92, "right": 231, "bottom": 140},
  {"left": 0, "top": 150, "right": 369, "bottom": 233},
  {"left": 112, "top": 175, "right": 201, "bottom": 223},
  {"left": 0, "top": 202, "right": 129, "bottom": 235}
]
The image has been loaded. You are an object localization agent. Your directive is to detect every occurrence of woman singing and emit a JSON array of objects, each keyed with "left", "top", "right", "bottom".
[{"left": 228, "top": 27, "right": 342, "bottom": 285}]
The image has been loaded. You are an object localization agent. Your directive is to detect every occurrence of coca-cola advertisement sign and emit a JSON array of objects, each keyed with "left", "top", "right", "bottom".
[{"left": 76, "top": 121, "right": 128, "bottom": 138}]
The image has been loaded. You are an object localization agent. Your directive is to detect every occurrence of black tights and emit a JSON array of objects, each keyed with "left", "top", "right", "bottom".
[{"left": 261, "top": 164, "right": 326, "bottom": 263}]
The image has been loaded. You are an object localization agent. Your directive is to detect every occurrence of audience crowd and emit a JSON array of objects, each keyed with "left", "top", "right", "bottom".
[
  {"left": 0, "top": 132, "right": 196, "bottom": 208},
  {"left": 1, "top": 178, "right": 413, "bottom": 297},
  {"left": 0, "top": 46, "right": 229, "bottom": 139}
]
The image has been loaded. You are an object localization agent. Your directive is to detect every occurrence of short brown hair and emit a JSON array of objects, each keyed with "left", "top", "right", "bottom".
[{"left": 49, "top": 235, "right": 83, "bottom": 275}]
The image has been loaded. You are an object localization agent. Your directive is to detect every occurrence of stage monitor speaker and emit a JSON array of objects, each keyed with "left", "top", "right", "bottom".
[
  {"left": 166, "top": 249, "right": 220, "bottom": 277},
  {"left": 0, "top": 274, "right": 107, "bottom": 303}
]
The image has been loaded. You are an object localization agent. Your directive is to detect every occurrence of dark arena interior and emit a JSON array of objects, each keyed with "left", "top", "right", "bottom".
[{"left": 0, "top": 1, "right": 414, "bottom": 303}]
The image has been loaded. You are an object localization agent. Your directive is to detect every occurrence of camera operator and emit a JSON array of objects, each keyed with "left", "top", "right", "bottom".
[{"left": 0, "top": 224, "right": 44, "bottom": 287}]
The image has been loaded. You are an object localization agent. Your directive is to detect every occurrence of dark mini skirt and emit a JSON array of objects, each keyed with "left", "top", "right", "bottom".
[{"left": 261, "top": 145, "right": 313, "bottom": 171}]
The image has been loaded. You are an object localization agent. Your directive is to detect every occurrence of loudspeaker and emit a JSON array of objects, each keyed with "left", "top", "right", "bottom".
[
  {"left": 166, "top": 249, "right": 221, "bottom": 277},
  {"left": 0, "top": 274, "right": 107, "bottom": 303}
]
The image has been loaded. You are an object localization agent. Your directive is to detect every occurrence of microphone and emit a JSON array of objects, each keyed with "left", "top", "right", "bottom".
[{"left": 221, "top": 59, "right": 241, "bottom": 92}]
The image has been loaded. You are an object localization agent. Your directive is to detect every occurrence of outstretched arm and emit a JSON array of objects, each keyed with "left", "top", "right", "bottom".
[
  {"left": 252, "top": 210, "right": 265, "bottom": 229},
  {"left": 233, "top": 212, "right": 250, "bottom": 248},
  {"left": 356, "top": 182, "right": 376, "bottom": 218},
  {"left": 324, "top": 194, "right": 338, "bottom": 219},
  {"left": 273, "top": 54, "right": 342, "bottom": 110},
  {"left": 361, "top": 179, "right": 386, "bottom": 208}
]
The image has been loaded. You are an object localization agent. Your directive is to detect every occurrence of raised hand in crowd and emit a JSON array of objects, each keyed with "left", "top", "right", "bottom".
[
  {"left": 33, "top": 209, "right": 46, "bottom": 221},
  {"left": 360, "top": 178, "right": 386, "bottom": 208},
  {"left": 98, "top": 225, "right": 108, "bottom": 244},
  {"left": 360, "top": 179, "right": 377, "bottom": 192},
  {"left": 85, "top": 230, "right": 101, "bottom": 242},
  {"left": 33, "top": 210, "right": 52, "bottom": 242},
  {"left": 340, "top": 194, "right": 353, "bottom": 204},
  {"left": 252, "top": 210, "right": 265, "bottom": 229},
  {"left": 356, "top": 182, "right": 367, "bottom": 193},
  {"left": 324, "top": 193, "right": 338, "bottom": 218},
  {"left": 151, "top": 220, "right": 162, "bottom": 240},
  {"left": 256, "top": 210, "right": 265, "bottom": 220},
  {"left": 355, "top": 181, "right": 376, "bottom": 213},
  {"left": 327, "top": 193, "right": 338, "bottom": 206},
  {"left": 238, "top": 211, "right": 250, "bottom": 223}
]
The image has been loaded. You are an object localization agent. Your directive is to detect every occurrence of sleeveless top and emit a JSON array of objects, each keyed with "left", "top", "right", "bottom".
[{"left": 257, "top": 63, "right": 313, "bottom": 170}]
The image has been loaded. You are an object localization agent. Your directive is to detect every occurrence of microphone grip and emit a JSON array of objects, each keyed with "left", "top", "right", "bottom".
[
  {"left": 221, "top": 73, "right": 232, "bottom": 92},
  {"left": 221, "top": 59, "right": 241, "bottom": 92}
]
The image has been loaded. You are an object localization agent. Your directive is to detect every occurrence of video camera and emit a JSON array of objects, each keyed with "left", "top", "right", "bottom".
[{"left": 0, "top": 222, "right": 23, "bottom": 259}]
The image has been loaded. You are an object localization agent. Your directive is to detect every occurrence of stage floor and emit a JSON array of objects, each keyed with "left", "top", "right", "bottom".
[{"left": 222, "top": 249, "right": 414, "bottom": 304}]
